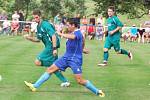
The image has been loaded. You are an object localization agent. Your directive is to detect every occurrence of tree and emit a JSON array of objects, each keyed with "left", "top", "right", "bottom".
[
  {"left": 0, "top": 0, "right": 15, "bottom": 12},
  {"left": 61, "top": 0, "right": 76, "bottom": 17},
  {"left": 61, "top": 0, "right": 86, "bottom": 17},
  {"left": 40, "top": 0, "right": 86, "bottom": 18},
  {"left": 24, "top": 0, "right": 31, "bottom": 20},
  {"left": 93, "top": 0, "right": 149, "bottom": 18},
  {"left": 0, "top": 0, "right": 15, "bottom": 19},
  {"left": 14, "top": 0, "right": 39, "bottom": 20},
  {"left": 143, "top": 0, "right": 150, "bottom": 9},
  {"left": 40, "top": 0, "right": 62, "bottom": 19},
  {"left": 74, "top": 0, "right": 86, "bottom": 16},
  {"left": 0, "top": 0, "right": 86, "bottom": 20}
]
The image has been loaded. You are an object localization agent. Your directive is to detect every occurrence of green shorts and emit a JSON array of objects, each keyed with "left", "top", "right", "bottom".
[
  {"left": 37, "top": 48, "right": 58, "bottom": 67},
  {"left": 104, "top": 37, "right": 120, "bottom": 52}
]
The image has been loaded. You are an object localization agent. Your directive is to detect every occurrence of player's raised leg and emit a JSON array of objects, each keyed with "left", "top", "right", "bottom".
[
  {"left": 74, "top": 74, "right": 105, "bottom": 97},
  {"left": 116, "top": 49, "right": 133, "bottom": 60},
  {"left": 113, "top": 41, "right": 133, "bottom": 60},
  {"left": 34, "top": 59, "right": 42, "bottom": 66},
  {"left": 24, "top": 64, "right": 59, "bottom": 91},
  {"left": 35, "top": 58, "right": 70, "bottom": 87}
]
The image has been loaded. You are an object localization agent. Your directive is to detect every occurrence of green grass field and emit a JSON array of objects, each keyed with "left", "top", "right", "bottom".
[{"left": 0, "top": 36, "right": 150, "bottom": 100}]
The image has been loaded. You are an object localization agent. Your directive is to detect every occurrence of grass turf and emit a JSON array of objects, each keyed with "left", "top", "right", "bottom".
[{"left": 0, "top": 36, "right": 150, "bottom": 100}]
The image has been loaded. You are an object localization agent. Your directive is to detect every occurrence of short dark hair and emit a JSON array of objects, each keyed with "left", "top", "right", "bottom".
[
  {"left": 33, "top": 10, "right": 41, "bottom": 16},
  {"left": 67, "top": 18, "right": 78, "bottom": 28},
  {"left": 108, "top": 6, "right": 115, "bottom": 12}
]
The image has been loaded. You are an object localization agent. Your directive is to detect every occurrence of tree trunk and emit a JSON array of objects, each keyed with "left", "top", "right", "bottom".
[{"left": 25, "top": 2, "right": 29, "bottom": 21}]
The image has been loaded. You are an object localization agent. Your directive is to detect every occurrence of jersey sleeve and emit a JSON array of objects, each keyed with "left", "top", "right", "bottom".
[
  {"left": 74, "top": 31, "right": 82, "bottom": 40},
  {"left": 114, "top": 16, "right": 123, "bottom": 27},
  {"left": 43, "top": 21, "right": 56, "bottom": 37}
]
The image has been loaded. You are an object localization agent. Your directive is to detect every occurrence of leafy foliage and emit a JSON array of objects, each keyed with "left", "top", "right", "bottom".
[
  {"left": 40, "top": 0, "right": 62, "bottom": 18},
  {"left": 93, "top": 0, "right": 149, "bottom": 18},
  {"left": 0, "top": 0, "right": 86, "bottom": 19}
]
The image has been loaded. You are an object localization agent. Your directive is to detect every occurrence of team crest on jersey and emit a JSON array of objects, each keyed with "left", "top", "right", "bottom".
[
  {"left": 77, "top": 68, "right": 80, "bottom": 72},
  {"left": 108, "top": 23, "right": 111, "bottom": 26}
]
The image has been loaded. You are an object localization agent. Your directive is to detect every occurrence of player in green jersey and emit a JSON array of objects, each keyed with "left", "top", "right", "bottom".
[
  {"left": 24, "top": 10, "right": 70, "bottom": 87},
  {"left": 98, "top": 6, "right": 133, "bottom": 66}
]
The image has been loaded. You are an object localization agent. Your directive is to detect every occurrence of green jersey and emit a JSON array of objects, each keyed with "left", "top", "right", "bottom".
[
  {"left": 36, "top": 20, "right": 60, "bottom": 50},
  {"left": 36, "top": 20, "right": 59, "bottom": 67},
  {"left": 107, "top": 16, "right": 123, "bottom": 41}
]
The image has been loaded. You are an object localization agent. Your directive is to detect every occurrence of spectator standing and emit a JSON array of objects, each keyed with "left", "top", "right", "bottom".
[
  {"left": 137, "top": 27, "right": 145, "bottom": 43},
  {"left": 80, "top": 16, "right": 88, "bottom": 37},
  {"left": 88, "top": 22, "right": 95, "bottom": 40},
  {"left": 2, "top": 18, "right": 11, "bottom": 35},
  {"left": 96, "top": 22, "right": 103, "bottom": 41},
  {"left": 11, "top": 19, "right": 20, "bottom": 35},
  {"left": 12, "top": 11, "right": 20, "bottom": 21},
  {"left": 121, "top": 24, "right": 130, "bottom": 43},
  {"left": 18, "top": 10, "right": 24, "bottom": 34},
  {"left": 143, "top": 10, "right": 150, "bottom": 43},
  {"left": 130, "top": 25, "right": 138, "bottom": 42}
]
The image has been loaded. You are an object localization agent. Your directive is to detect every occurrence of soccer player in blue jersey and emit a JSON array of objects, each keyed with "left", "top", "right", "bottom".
[
  {"left": 98, "top": 6, "right": 133, "bottom": 66},
  {"left": 24, "top": 19, "right": 105, "bottom": 97},
  {"left": 24, "top": 10, "right": 70, "bottom": 87}
]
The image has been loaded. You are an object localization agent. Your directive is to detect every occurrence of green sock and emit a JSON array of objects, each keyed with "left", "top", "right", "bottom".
[
  {"left": 54, "top": 71, "right": 68, "bottom": 82},
  {"left": 103, "top": 51, "right": 109, "bottom": 61},
  {"left": 121, "top": 49, "right": 129, "bottom": 55}
]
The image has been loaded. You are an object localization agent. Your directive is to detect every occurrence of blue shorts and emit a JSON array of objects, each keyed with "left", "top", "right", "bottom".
[{"left": 54, "top": 56, "right": 82, "bottom": 74}]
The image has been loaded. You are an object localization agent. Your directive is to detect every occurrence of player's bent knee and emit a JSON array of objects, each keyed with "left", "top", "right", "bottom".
[
  {"left": 76, "top": 79, "right": 85, "bottom": 85},
  {"left": 104, "top": 48, "right": 108, "bottom": 52},
  {"left": 34, "top": 60, "right": 41, "bottom": 66},
  {"left": 77, "top": 80, "right": 83, "bottom": 85},
  {"left": 46, "top": 64, "right": 59, "bottom": 74},
  {"left": 116, "top": 50, "right": 121, "bottom": 54}
]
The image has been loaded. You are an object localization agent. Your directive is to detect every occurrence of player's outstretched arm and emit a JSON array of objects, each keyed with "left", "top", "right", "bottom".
[
  {"left": 57, "top": 31, "right": 76, "bottom": 39},
  {"left": 24, "top": 34, "right": 40, "bottom": 42},
  {"left": 51, "top": 35, "right": 57, "bottom": 56},
  {"left": 82, "top": 35, "right": 89, "bottom": 54}
]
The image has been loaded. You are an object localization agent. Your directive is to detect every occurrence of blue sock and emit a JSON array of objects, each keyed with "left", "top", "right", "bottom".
[
  {"left": 84, "top": 80, "right": 99, "bottom": 95},
  {"left": 33, "top": 72, "right": 51, "bottom": 88},
  {"left": 54, "top": 71, "right": 68, "bottom": 82},
  {"left": 103, "top": 51, "right": 109, "bottom": 61}
]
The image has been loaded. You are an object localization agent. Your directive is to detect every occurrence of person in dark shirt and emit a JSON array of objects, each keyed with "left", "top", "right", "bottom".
[
  {"left": 137, "top": 28, "right": 145, "bottom": 43},
  {"left": 18, "top": 10, "right": 24, "bottom": 34}
]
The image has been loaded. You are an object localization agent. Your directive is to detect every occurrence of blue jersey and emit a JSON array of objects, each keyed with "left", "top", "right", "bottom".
[
  {"left": 54, "top": 29, "right": 83, "bottom": 74},
  {"left": 64, "top": 29, "right": 83, "bottom": 59}
]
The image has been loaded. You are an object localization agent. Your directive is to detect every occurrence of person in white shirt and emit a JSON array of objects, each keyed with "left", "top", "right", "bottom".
[
  {"left": 12, "top": 11, "right": 20, "bottom": 21},
  {"left": 30, "top": 20, "right": 38, "bottom": 36},
  {"left": 2, "top": 18, "right": 11, "bottom": 35}
]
